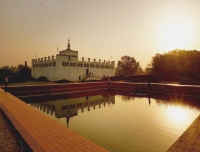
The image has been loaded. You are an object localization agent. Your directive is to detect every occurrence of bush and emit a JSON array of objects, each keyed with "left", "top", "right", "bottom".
[
  {"left": 110, "top": 76, "right": 118, "bottom": 81},
  {"left": 54, "top": 79, "right": 73, "bottom": 83},
  {"left": 37, "top": 76, "right": 49, "bottom": 82},
  {"left": 0, "top": 76, "right": 28, "bottom": 84}
]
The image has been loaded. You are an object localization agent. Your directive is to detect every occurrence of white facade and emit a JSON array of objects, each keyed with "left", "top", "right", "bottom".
[{"left": 31, "top": 41, "right": 115, "bottom": 81}]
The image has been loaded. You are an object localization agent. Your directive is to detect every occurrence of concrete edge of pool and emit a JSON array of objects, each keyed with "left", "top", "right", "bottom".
[
  {"left": 167, "top": 115, "right": 200, "bottom": 152},
  {"left": 1, "top": 81, "right": 200, "bottom": 151}
]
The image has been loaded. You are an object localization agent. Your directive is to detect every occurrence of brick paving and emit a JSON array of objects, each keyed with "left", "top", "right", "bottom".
[{"left": 0, "top": 88, "right": 108, "bottom": 152}]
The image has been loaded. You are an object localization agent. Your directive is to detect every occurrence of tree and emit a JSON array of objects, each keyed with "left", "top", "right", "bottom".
[
  {"left": 18, "top": 64, "right": 31, "bottom": 78},
  {"left": 151, "top": 49, "right": 200, "bottom": 80},
  {"left": 115, "top": 68, "right": 123, "bottom": 76},
  {"left": 116, "top": 55, "right": 140, "bottom": 76},
  {"left": 146, "top": 63, "right": 152, "bottom": 73},
  {"left": 18, "top": 64, "right": 24, "bottom": 71}
]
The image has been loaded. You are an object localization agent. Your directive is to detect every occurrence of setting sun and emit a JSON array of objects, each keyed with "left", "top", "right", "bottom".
[{"left": 158, "top": 14, "right": 194, "bottom": 51}]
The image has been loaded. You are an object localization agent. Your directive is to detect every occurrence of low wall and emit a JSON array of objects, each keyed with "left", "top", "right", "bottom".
[
  {"left": 110, "top": 82, "right": 200, "bottom": 97},
  {"left": 4, "top": 82, "right": 200, "bottom": 99}
]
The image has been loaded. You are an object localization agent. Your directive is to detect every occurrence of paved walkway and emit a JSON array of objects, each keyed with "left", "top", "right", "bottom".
[
  {"left": 0, "top": 88, "right": 108, "bottom": 152},
  {"left": 167, "top": 115, "right": 200, "bottom": 152}
]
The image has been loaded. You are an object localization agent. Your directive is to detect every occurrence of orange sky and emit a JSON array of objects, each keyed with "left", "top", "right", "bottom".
[{"left": 1, "top": 0, "right": 200, "bottom": 69}]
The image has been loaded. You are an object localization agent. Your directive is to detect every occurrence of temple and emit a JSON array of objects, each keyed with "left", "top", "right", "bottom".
[{"left": 31, "top": 40, "right": 115, "bottom": 81}]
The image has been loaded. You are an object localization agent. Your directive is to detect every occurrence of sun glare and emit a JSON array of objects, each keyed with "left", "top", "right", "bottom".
[
  {"left": 167, "top": 106, "right": 188, "bottom": 123},
  {"left": 158, "top": 15, "right": 194, "bottom": 51}
]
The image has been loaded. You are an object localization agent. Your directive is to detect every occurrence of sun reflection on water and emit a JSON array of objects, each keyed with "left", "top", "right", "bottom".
[{"left": 167, "top": 106, "right": 189, "bottom": 123}]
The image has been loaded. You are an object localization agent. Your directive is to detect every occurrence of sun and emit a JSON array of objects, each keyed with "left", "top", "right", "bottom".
[
  {"left": 162, "top": 24, "right": 188, "bottom": 49},
  {"left": 158, "top": 15, "right": 194, "bottom": 51}
]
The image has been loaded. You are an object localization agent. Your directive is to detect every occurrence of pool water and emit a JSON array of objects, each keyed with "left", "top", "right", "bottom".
[{"left": 30, "top": 93, "right": 200, "bottom": 152}]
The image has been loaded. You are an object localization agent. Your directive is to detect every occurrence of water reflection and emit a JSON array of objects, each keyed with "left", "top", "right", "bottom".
[
  {"left": 119, "top": 91, "right": 200, "bottom": 110},
  {"left": 154, "top": 96, "right": 200, "bottom": 111},
  {"left": 30, "top": 94, "right": 115, "bottom": 128},
  {"left": 148, "top": 97, "right": 151, "bottom": 106},
  {"left": 29, "top": 91, "right": 200, "bottom": 152},
  {"left": 30, "top": 92, "right": 200, "bottom": 129}
]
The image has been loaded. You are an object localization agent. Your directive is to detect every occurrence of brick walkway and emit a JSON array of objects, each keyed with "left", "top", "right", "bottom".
[{"left": 0, "top": 88, "right": 108, "bottom": 152}]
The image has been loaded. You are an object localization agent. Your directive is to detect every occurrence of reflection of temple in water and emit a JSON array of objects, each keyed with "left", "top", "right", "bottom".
[{"left": 30, "top": 94, "right": 115, "bottom": 127}]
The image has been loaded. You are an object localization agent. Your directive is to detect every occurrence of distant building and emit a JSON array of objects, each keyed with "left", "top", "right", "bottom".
[{"left": 31, "top": 40, "right": 115, "bottom": 81}]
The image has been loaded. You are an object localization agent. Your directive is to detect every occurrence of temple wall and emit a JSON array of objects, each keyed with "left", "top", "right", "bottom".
[
  {"left": 31, "top": 66, "right": 58, "bottom": 81},
  {"left": 31, "top": 50, "right": 115, "bottom": 81}
]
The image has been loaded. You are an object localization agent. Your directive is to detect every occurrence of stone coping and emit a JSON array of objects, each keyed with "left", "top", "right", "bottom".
[{"left": 167, "top": 115, "right": 200, "bottom": 152}]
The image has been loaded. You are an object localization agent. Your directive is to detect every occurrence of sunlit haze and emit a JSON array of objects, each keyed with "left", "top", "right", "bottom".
[{"left": 1, "top": 0, "right": 200, "bottom": 69}]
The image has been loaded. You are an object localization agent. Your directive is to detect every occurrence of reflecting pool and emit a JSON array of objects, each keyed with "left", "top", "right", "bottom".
[{"left": 29, "top": 92, "right": 200, "bottom": 152}]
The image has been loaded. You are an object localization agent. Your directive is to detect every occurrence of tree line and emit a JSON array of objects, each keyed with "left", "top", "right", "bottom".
[
  {"left": 151, "top": 50, "right": 200, "bottom": 81},
  {"left": 0, "top": 64, "right": 31, "bottom": 83},
  {"left": 116, "top": 49, "right": 200, "bottom": 82}
]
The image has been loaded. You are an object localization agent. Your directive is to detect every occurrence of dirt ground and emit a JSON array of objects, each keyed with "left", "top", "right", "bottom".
[
  {"left": 0, "top": 109, "right": 32, "bottom": 152},
  {"left": 0, "top": 109, "right": 21, "bottom": 151}
]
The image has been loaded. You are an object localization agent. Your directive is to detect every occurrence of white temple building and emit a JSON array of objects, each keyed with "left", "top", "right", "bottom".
[{"left": 31, "top": 40, "right": 115, "bottom": 81}]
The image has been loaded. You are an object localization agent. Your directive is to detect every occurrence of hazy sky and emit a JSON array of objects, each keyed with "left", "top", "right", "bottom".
[{"left": 1, "top": 0, "right": 200, "bottom": 69}]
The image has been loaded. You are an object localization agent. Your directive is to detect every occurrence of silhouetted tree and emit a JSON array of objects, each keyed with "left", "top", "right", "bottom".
[
  {"left": 18, "top": 64, "right": 31, "bottom": 78},
  {"left": 0, "top": 64, "right": 32, "bottom": 84},
  {"left": 116, "top": 55, "right": 140, "bottom": 76},
  {"left": 18, "top": 64, "right": 24, "bottom": 71},
  {"left": 146, "top": 63, "right": 152, "bottom": 73},
  {"left": 151, "top": 49, "right": 200, "bottom": 80}
]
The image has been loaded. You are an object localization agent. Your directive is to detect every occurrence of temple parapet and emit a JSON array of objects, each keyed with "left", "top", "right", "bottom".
[
  {"left": 77, "top": 57, "right": 114, "bottom": 65},
  {"left": 32, "top": 55, "right": 56, "bottom": 63}
]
